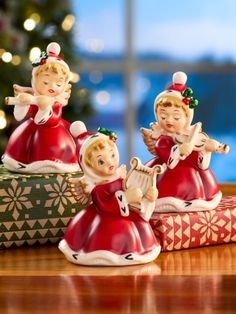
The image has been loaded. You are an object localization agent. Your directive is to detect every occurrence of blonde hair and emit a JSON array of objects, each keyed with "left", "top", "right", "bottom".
[
  {"left": 34, "top": 62, "right": 69, "bottom": 81},
  {"left": 154, "top": 95, "right": 188, "bottom": 118},
  {"left": 84, "top": 138, "right": 115, "bottom": 168}
]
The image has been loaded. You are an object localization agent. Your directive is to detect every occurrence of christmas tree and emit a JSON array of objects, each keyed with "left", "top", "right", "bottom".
[{"left": 0, "top": 0, "right": 94, "bottom": 156}]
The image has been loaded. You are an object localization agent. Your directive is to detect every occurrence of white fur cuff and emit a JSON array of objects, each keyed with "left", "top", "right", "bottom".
[{"left": 115, "top": 191, "right": 129, "bottom": 216}]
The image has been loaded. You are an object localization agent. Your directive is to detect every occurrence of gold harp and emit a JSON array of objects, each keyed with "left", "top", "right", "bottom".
[{"left": 124, "top": 157, "right": 163, "bottom": 220}]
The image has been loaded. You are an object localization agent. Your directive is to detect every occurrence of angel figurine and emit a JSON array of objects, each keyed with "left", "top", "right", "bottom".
[
  {"left": 141, "top": 71, "right": 229, "bottom": 213},
  {"left": 59, "top": 121, "right": 162, "bottom": 266},
  {"left": 2, "top": 42, "right": 80, "bottom": 173}
]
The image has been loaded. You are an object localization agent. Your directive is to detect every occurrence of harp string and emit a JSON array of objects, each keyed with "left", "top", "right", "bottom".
[{"left": 125, "top": 160, "right": 155, "bottom": 194}]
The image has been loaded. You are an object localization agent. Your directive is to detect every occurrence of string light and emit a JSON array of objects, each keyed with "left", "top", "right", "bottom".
[
  {"left": 0, "top": 48, "right": 5, "bottom": 57},
  {"left": 85, "top": 39, "right": 104, "bottom": 53},
  {"left": 0, "top": 110, "right": 7, "bottom": 129},
  {"left": 95, "top": 91, "right": 110, "bottom": 105},
  {"left": 29, "top": 47, "right": 41, "bottom": 62},
  {"left": 61, "top": 15, "right": 75, "bottom": 31},
  {"left": 77, "top": 88, "right": 88, "bottom": 97},
  {"left": 70, "top": 72, "right": 80, "bottom": 83},
  {"left": 1, "top": 52, "right": 12, "bottom": 63},
  {"left": 23, "top": 18, "right": 36, "bottom": 31},
  {"left": 89, "top": 71, "right": 103, "bottom": 84},
  {"left": 11, "top": 55, "right": 21, "bottom": 65},
  {"left": 30, "top": 13, "right": 41, "bottom": 24},
  {"left": 23, "top": 13, "right": 41, "bottom": 31}
]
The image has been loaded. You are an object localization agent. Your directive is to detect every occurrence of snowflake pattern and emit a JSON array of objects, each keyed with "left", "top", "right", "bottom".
[
  {"left": 0, "top": 178, "right": 32, "bottom": 220},
  {"left": 44, "top": 175, "right": 72, "bottom": 215},
  {"left": 192, "top": 211, "right": 227, "bottom": 245}
]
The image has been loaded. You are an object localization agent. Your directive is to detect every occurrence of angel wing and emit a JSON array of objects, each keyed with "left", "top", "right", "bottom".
[
  {"left": 13, "top": 84, "right": 34, "bottom": 96},
  {"left": 140, "top": 127, "right": 157, "bottom": 155},
  {"left": 59, "top": 83, "right": 72, "bottom": 106},
  {"left": 149, "top": 122, "right": 162, "bottom": 139},
  {"left": 67, "top": 176, "right": 91, "bottom": 205}
]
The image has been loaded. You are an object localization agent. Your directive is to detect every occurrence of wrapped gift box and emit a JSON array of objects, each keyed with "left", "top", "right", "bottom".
[
  {"left": 0, "top": 165, "right": 82, "bottom": 249},
  {"left": 150, "top": 196, "right": 236, "bottom": 251}
]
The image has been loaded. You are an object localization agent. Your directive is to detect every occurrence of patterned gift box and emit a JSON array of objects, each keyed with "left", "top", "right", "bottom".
[
  {"left": 150, "top": 196, "right": 236, "bottom": 251},
  {"left": 0, "top": 165, "right": 82, "bottom": 249}
]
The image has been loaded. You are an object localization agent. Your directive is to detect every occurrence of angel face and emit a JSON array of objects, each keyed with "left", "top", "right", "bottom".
[
  {"left": 157, "top": 105, "right": 188, "bottom": 133},
  {"left": 34, "top": 69, "right": 67, "bottom": 97},
  {"left": 89, "top": 141, "right": 119, "bottom": 177}
]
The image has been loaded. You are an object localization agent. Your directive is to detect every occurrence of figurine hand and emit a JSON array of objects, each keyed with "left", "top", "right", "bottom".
[
  {"left": 204, "top": 139, "right": 219, "bottom": 153},
  {"left": 18, "top": 93, "right": 33, "bottom": 105},
  {"left": 179, "top": 142, "right": 194, "bottom": 158},
  {"left": 36, "top": 95, "right": 53, "bottom": 110},
  {"left": 125, "top": 187, "right": 143, "bottom": 204},
  {"left": 144, "top": 186, "right": 158, "bottom": 202}
]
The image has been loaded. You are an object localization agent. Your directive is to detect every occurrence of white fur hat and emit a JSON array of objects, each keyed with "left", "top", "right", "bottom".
[
  {"left": 32, "top": 42, "right": 70, "bottom": 73},
  {"left": 31, "top": 42, "right": 70, "bottom": 94},
  {"left": 70, "top": 121, "right": 118, "bottom": 173},
  {"left": 154, "top": 71, "right": 199, "bottom": 126}
]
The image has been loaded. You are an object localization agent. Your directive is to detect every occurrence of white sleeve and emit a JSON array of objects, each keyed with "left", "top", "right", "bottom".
[
  {"left": 34, "top": 107, "right": 53, "bottom": 125},
  {"left": 115, "top": 190, "right": 129, "bottom": 217},
  {"left": 198, "top": 150, "right": 211, "bottom": 169},
  {"left": 167, "top": 144, "right": 181, "bottom": 169},
  {"left": 13, "top": 105, "right": 30, "bottom": 121}
]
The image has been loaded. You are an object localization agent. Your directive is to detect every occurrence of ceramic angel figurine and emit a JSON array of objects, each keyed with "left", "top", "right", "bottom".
[
  {"left": 59, "top": 122, "right": 162, "bottom": 266},
  {"left": 2, "top": 42, "right": 80, "bottom": 173},
  {"left": 141, "top": 71, "right": 229, "bottom": 213}
]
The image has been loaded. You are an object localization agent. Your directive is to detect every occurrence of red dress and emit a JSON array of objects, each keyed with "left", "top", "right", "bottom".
[
  {"left": 59, "top": 178, "right": 161, "bottom": 266},
  {"left": 3, "top": 102, "right": 79, "bottom": 173},
  {"left": 146, "top": 135, "right": 221, "bottom": 212}
]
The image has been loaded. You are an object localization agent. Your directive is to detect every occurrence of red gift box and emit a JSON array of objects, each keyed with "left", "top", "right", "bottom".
[{"left": 150, "top": 196, "right": 236, "bottom": 251}]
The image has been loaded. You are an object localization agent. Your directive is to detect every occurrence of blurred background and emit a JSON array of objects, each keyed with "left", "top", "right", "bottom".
[{"left": 0, "top": 0, "right": 235, "bottom": 182}]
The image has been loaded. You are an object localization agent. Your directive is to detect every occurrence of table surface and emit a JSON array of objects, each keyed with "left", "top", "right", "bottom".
[
  {"left": 1, "top": 184, "right": 236, "bottom": 314},
  {"left": 0, "top": 242, "right": 236, "bottom": 314}
]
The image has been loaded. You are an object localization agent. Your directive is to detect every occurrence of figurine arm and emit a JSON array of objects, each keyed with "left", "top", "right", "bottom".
[
  {"left": 115, "top": 187, "right": 143, "bottom": 217},
  {"left": 197, "top": 150, "right": 211, "bottom": 169},
  {"left": 144, "top": 186, "right": 158, "bottom": 202},
  {"left": 91, "top": 183, "right": 143, "bottom": 217},
  {"left": 5, "top": 93, "right": 53, "bottom": 109},
  {"left": 132, "top": 186, "right": 158, "bottom": 221},
  {"left": 154, "top": 135, "right": 181, "bottom": 169},
  {"left": 5, "top": 93, "right": 33, "bottom": 121}
]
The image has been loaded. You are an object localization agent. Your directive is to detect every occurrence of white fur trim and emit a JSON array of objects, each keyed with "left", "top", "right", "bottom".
[
  {"left": 70, "top": 121, "right": 87, "bottom": 137},
  {"left": 13, "top": 104, "right": 30, "bottom": 121},
  {"left": 80, "top": 133, "right": 107, "bottom": 162},
  {"left": 173, "top": 71, "right": 187, "bottom": 85},
  {"left": 47, "top": 42, "right": 61, "bottom": 55},
  {"left": 167, "top": 144, "right": 180, "bottom": 169},
  {"left": 198, "top": 150, "right": 211, "bottom": 169},
  {"left": 34, "top": 107, "right": 52, "bottom": 125},
  {"left": 138, "top": 198, "right": 155, "bottom": 221},
  {"left": 58, "top": 239, "right": 161, "bottom": 266},
  {"left": 115, "top": 190, "right": 129, "bottom": 216},
  {"left": 154, "top": 191, "right": 222, "bottom": 213},
  {"left": 46, "top": 42, "right": 70, "bottom": 73},
  {"left": 2, "top": 155, "right": 81, "bottom": 173}
]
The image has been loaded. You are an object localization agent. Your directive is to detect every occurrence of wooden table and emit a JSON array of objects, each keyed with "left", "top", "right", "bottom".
[
  {"left": 1, "top": 184, "right": 236, "bottom": 314},
  {"left": 0, "top": 242, "right": 236, "bottom": 314}
]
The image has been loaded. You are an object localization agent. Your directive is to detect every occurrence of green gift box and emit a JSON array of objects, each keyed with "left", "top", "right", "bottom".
[{"left": 0, "top": 165, "right": 82, "bottom": 249}]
